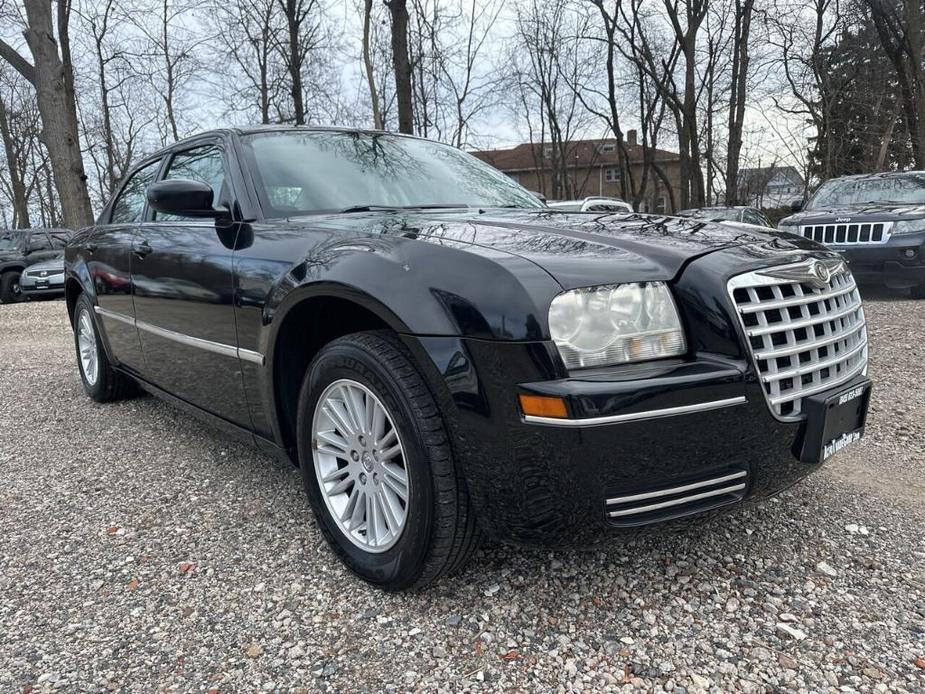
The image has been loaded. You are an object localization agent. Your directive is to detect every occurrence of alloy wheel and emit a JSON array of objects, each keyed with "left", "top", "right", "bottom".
[
  {"left": 77, "top": 309, "right": 99, "bottom": 386},
  {"left": 311, "top": 379, "right": 410, "bottom": 553}
]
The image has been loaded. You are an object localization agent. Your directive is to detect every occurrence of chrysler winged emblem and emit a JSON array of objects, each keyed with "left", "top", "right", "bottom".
[{"left": 757, "top": 257, "right": 844, "bottom": 289}]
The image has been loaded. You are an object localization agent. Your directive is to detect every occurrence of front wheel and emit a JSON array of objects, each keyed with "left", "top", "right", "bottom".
[
  {"left": 72, "top": 294, "right": 136, "bottom": 402},
  {"left": 297, "top": 331, "right": 480, "bottom": 590},
  {"left": 0, "top": 270, "right": 23, "bottom": 304}
]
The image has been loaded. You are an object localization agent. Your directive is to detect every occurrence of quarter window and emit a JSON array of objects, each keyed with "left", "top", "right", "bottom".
[
  {"left": 157, "top": 145, "right": 227, "bottom": 221},
  {"left": 110, "top": 160, "right": 161, "bottom": 224}
]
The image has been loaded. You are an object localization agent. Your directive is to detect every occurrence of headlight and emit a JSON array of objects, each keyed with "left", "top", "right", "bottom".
[
  {"left": 892, "top": 219, "right": 925, "bottom": 235},
  {"left": 548, "top": 282, "right": 686, "bottom": 369}
]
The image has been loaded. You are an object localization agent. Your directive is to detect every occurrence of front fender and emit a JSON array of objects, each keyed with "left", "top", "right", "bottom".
[{"left": 251, "top": 227, "right": 563, "bottom": 343}]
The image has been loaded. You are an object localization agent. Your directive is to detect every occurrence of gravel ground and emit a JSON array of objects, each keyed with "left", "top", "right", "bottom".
[{"left": 0, "top": 293, "right": 923, "bottom": 693}]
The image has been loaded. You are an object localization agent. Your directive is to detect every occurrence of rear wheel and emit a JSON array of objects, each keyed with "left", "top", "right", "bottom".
[
  {"left": 297, "top": 330, "right": 480, "bottom": 590},
  {"left": 0, "top": 270, "right": 23, "bottom": 304},
  {"left": 72, "top": 294, "right": 136, "bottom": 402}
]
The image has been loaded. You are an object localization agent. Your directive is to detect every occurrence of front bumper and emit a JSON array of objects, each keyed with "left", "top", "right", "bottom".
[
  {"left": 408, "top": 336, "right": 818, "bottom": 546},
  {"left": 404, "top": 247, "right": 869, "bottom": 547},
  {"left": 20, "top": 273, "right": 65, "bottom": 297},
  {"left": 829, "top": 232, "right": 925, "bottom": 288}
]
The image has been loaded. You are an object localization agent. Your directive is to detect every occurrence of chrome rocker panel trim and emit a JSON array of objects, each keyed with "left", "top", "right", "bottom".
[{"left": 94, "top": 306, "right": 265, "bottom": 365}]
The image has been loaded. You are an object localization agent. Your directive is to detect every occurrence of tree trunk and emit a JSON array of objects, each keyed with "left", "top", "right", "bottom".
[
  {"left": 283, "top": 0, "right": 305, "bottom": 124},
  {"left": 725, "top": 0, "right": 754, "bottom": 205},
  {"left": 386, "top": 0, "right": 414, "bottom": 134},
  {"left": 0, "top": 95, "right": 31, "bottom": 227},
  {"left": 363, "top": 0, "right": 383, "bottom": 129},
  {"left": 6, "top": 0, "right": 94, "bottom": 228}
]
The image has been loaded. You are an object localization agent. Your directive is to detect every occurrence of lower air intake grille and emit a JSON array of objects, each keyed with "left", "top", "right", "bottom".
[{"left": 605, "top": 469, "right": 748, "bottom": 526}]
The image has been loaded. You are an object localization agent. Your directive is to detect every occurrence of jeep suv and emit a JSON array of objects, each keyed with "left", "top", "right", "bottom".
[{"left": 778, "top": 171, "right": 925, "bottom": 297}]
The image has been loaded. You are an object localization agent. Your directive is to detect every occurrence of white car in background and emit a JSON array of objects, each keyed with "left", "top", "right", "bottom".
[{"left": 547, "top": 196, "right": 633, "bottom": 213}]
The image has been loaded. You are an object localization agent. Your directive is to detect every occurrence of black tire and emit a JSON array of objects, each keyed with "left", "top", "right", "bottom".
[
  {"left": 72, "top": 293, "right": 136, "bottom": 402},
  {"left": 0, "top": 270, "right": 23, "bottom": 304},
  {"left": 296, "top": 330, "right": 481, "bottom": 591}
]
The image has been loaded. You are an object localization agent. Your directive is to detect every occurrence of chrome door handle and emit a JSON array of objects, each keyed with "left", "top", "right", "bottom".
[{"left": 133, "top": 240, "right": 152, "bottom": 258}]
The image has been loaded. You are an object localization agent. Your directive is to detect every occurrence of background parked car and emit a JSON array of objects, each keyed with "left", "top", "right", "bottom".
[
  {"left": 778, "top": 171, "right": 925, "bottom": 298},
  {"left": 676, "top": 206, "right": 773, "bottom": 228},
  {"left": 547, "top": 196, "right": 633, "bottom": 213},
  {"left": 0, "top": 228, "right": 72, "bottom": 303},
  {"left": 19, "top": 255, "right": 65, "bottom": 300}
]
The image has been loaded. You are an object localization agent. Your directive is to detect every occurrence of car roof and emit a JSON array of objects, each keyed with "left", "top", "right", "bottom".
[
  {"left": 151, "top": 125, "right": 429, "bottom": 158},
  {"left": 828, "top": 170, "right": 925, "bottom": 181}
]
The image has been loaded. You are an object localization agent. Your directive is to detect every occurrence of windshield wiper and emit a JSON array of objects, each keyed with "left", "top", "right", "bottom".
[{"left": 337, "top": 204, "right": 471, "bottom": 214}]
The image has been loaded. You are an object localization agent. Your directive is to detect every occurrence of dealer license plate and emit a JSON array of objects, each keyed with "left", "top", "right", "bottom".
[{"left": 797, "top": 377, "right": 871, "bottom": 463}]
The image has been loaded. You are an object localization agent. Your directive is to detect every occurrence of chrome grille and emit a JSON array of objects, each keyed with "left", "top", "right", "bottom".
[
  {"left": 728, "top": 258, "right": 868, "bottom": 421},
  {"left": 799, "top": 222, "right": 891, "bottom": 245}
]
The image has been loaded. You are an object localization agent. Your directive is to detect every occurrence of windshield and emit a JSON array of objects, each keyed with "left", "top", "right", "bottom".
[
  {"left": 807, "top": 174, "right": 925, "bottom": 210},
  {"left": 0, "top": 233, "right": 25, "bottom": 251},
  {"left": 241, "top": 130, "right": 544, "bottom": 217}
]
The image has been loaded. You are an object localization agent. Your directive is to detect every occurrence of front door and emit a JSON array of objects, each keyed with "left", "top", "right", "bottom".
[
  {"left": 131, "top": 142, "right": 252, "bottom": 429},
  {"left": 89, "top": 158, "right": 162, "bottom": 375}
]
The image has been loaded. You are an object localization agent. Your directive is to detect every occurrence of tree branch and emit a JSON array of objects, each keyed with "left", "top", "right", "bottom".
[{"left": 0, "top": 39, "right": 35, "bottom": 84}]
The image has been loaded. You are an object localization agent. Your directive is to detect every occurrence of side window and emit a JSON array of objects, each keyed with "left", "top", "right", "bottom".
[
  {"left": 110, "top": 160, "right": 161, "bottom": 224},
  {"left": 28, "top": 232, "right": 52, "bottom": 251},
  {"left": 50, "top": 234, "right": 69, "bottom": 249},
  {"left": 156, "top": 145, "right": 227, "bottom": 221}
]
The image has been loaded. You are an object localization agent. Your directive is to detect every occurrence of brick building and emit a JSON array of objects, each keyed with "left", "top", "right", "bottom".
[{"left": 471, "top": 132, "right": 683, "bottom": 213}]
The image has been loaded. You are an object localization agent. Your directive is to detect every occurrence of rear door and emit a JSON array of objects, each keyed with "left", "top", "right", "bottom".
[
  {"left": 131, "top": 140, "right": 252, "bottom": 428},
  {"left": 89, "top": 158, "right": 162, "bottom": 374}
]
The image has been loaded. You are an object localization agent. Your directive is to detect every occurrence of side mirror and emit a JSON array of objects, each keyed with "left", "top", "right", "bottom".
[
  {"left": 790, "top": 198, "right": 805, "bottom": 213},
  {"left": 146, "top": 179, "right": 219, "bottom": 218},
  {"left": 530, "top": 190, "right": 548, "bottom": 205}
]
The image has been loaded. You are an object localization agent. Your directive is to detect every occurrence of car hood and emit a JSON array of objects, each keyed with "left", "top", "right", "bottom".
[
  {"left": 308, "top": 209, "right": 817, "bottom": 290},
  {"left": 25, "top": 257, "right": 64, "bottom": 272},
  {"left": 781, "top": 204, "right": 925, "bottom": 227}
]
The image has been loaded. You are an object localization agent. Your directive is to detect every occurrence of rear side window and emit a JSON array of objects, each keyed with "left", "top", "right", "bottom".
[
  {"left": 28, "top": 232, "right": 52, "bottom": 251},
  {"left": 156, "top": 145, "right": 226, "bottom": 221},
  {"left": 110, "top": 160, "right": 161, "bottom": 224}
]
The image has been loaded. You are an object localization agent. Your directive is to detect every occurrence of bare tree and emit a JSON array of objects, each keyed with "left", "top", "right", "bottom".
[
  {"left": 725, "top": 0, "right": 755, "bottom": 203},
  {"left": 386, "top": 0, "right": 414, "bottom": 133},
  {"left": 0, "top": 89, "right": 31, "bottom": 226},
  {"left": 864, "top": 0, "right": 925, "bottom": 168},
  {"left": 0, "top": 0, "right": 94, "bottom": 227},
  {"left": 362, "top": 0, "right": 383, "bottom": 128},
  {"left": 211, "top": 0, "right": 286, "bottom": 124}
]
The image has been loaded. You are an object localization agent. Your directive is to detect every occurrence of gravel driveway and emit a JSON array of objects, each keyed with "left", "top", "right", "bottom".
[{"left": 1, "top": 294, "right": 923, "bottom": 693}]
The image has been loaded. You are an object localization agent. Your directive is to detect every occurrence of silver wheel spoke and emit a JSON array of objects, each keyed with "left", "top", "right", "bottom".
[
  {"left": 322, "top": 402, "right": 355, "bottom": 437},
  {"left": 311, "top": 379, "right": 411, "bottom": 553},
  {"left": 316, "top": 430, "right": 349, "bottom": 456},
  {"left": 77, "top": 310, "right": 99, "bottom": 386}
]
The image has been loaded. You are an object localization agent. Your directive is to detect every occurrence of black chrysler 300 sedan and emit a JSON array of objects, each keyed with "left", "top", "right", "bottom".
[{"left": 65, "top": 127, "right": 872, "bottom": 590}]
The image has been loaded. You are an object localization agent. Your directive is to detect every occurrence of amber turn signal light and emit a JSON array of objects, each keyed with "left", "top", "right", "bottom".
[{"left": 518, "top": 394, "right": 568, "bottom": 419}]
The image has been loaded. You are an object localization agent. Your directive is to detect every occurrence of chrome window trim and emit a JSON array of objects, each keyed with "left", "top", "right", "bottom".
[
  {"left": 94, "top": 306, "right": 264, "bottom": 365},
  {"left": 521, "top": 395, "right": 747, "bottom": 428}
]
